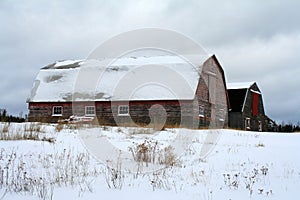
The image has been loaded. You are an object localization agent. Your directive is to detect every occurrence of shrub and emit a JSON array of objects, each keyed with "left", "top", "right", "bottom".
[{"left": 128, "top": 139, "right": 178, "bottom": 167}]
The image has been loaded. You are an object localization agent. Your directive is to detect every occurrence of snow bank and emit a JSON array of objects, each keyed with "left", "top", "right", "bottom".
[{"left": 1, "top": 123, "right": 299, "bottom": 200}]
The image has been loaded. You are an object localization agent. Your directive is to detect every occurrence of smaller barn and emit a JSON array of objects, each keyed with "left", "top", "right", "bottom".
[{"left": 227, "top": 82, "right": 267, "bottom": 131}]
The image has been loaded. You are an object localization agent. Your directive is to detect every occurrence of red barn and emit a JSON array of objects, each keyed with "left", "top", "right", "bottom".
[
  {"left": 227, "top": 82, "right": 268, "bottom": 131},
  {"left": 27, "top": 55, "right": 229, "bottom": 129}
]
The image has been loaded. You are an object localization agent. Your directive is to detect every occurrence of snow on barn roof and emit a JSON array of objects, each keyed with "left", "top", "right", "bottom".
[
  {"left": 226, "top": 81, "right": 255, "bottom": 90},
  {"left": 28, "top": 55, "right": 212, "bottom": 102}
]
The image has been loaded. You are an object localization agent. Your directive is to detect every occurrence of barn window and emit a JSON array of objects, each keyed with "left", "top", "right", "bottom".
[
  {"left": 85, "top": 106, "right": 95, "bottom": 116},
  {"left": 199, "top": 106, "right": 204, "bottom": 117},
  {"left": 207, "top": 72, "right": 217, "bottom": 103},
  {"left": 218, "top": 109, "right": 225, "bottom": 121},
  {"left": 245, "top": 118, "right": 251, "bottom": 130},
  {"left": 52, "top": 106, "right": 62, "bottom": 116},
  {"left": 258, "top": 121, "right": 262, "bottom": 132},
  {"left": 118, "top": 105, "right": 129, "bottom": 115}
]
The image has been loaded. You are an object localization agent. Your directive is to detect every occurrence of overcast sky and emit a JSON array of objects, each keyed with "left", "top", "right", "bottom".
[{"left": 0, "top": 0, "right": 299, "bottom": 123}]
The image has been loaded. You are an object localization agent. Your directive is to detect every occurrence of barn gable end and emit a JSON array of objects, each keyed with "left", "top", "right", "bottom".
[
  {"left": 194, "top": 55, "right": 229, "bottom": 128},
  {"left": 227, "top": 82, "right": 267, "bottom": 131}
]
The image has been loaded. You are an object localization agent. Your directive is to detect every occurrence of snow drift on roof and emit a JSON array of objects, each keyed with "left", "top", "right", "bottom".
[{"left": 227, "top": 82, "right": 255, "bottom": 90}]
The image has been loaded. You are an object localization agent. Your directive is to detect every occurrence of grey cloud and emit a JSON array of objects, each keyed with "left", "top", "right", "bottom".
[{"left": 167, "top": 0, "right": 300, "bottom": 47}]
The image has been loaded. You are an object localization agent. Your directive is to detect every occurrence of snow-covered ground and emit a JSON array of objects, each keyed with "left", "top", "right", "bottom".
[{"left": 0, "top": 123, "right": 299, "bottom": 200}]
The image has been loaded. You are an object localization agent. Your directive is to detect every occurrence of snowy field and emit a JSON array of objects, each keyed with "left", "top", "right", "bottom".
[{"left": 0, "top": 122, "right": 299, "bottom": 200}]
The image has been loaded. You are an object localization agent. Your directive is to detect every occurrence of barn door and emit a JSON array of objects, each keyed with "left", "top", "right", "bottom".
[
  {"left": 208, "top": 72, "right": 217, "bottom": 128},
  {"left": 245, "top": 118, "right": 250, "bottom": 130},
  {"left": 258, "top": 120, "right": 262, "bottom": 132},
  {"left": 252, "top": 93, "right": 259, "bottom": 116},
  {"left": 208, "top": 73, "right": 217, "bottom": 104}
]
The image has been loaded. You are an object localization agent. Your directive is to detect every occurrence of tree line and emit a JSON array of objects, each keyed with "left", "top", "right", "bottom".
[
  {"left": 276, "top": 121, "right": 300, "bottom": 132},
  {"left": 0, "top": 109, "right": 26, "bottom": 123}
]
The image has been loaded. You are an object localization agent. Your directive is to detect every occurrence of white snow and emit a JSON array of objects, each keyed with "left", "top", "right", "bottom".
[
  {"left": 227, "top": 81, "right": 255, "bottom": 89},
  {"left": 54, "top": 59, "right": 83, "bottom": 67},
  {"left": 28, "top": 55, "right": 211, "bottom": 102},
  {"left": 250, "top": 89, "right": 262, "bottom": 94},
  {"left": 1, "top": 123, "right": 299, "bottom": 200}
]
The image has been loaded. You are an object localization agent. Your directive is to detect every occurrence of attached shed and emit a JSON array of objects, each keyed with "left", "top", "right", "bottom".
[
  {"left": 227, "top": 82, "right": 267, "bottom": 131},
  {"left": 27, "top": 55, "right": 229, "bottom": 129}
]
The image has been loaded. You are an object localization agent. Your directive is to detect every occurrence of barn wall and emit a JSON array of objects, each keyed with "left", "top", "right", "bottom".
[
  {"left": 194, "top": 76, "right": 211, "bottom": 128},
  {"left": 96, "top": 100, "right": 190, "bottom": 127},
  {"left": 228, "top": 112, "right": 243, "bottom": 130},
  {"left": 28, "top": 102, "right": 96, "bottom": 123},
  {"left": 28, "top": 100, "right": 206, "bottom": 128},
  {"left": 243, "top": 84, "right": 266, "bottom": 131},
  {"left": 195, "top": 56, "right": 228, "bottom": 128}
]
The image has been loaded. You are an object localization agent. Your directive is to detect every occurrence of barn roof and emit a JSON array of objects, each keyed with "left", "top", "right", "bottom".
[
  {"left": 227, "top": 81, "right": 261, "bottom": 112},
  {"left": 28, "top": 55, "right": 212, "bottom": 102},
  {"left": 226, "top": 81, "right": 255, "bottom": 90}
]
